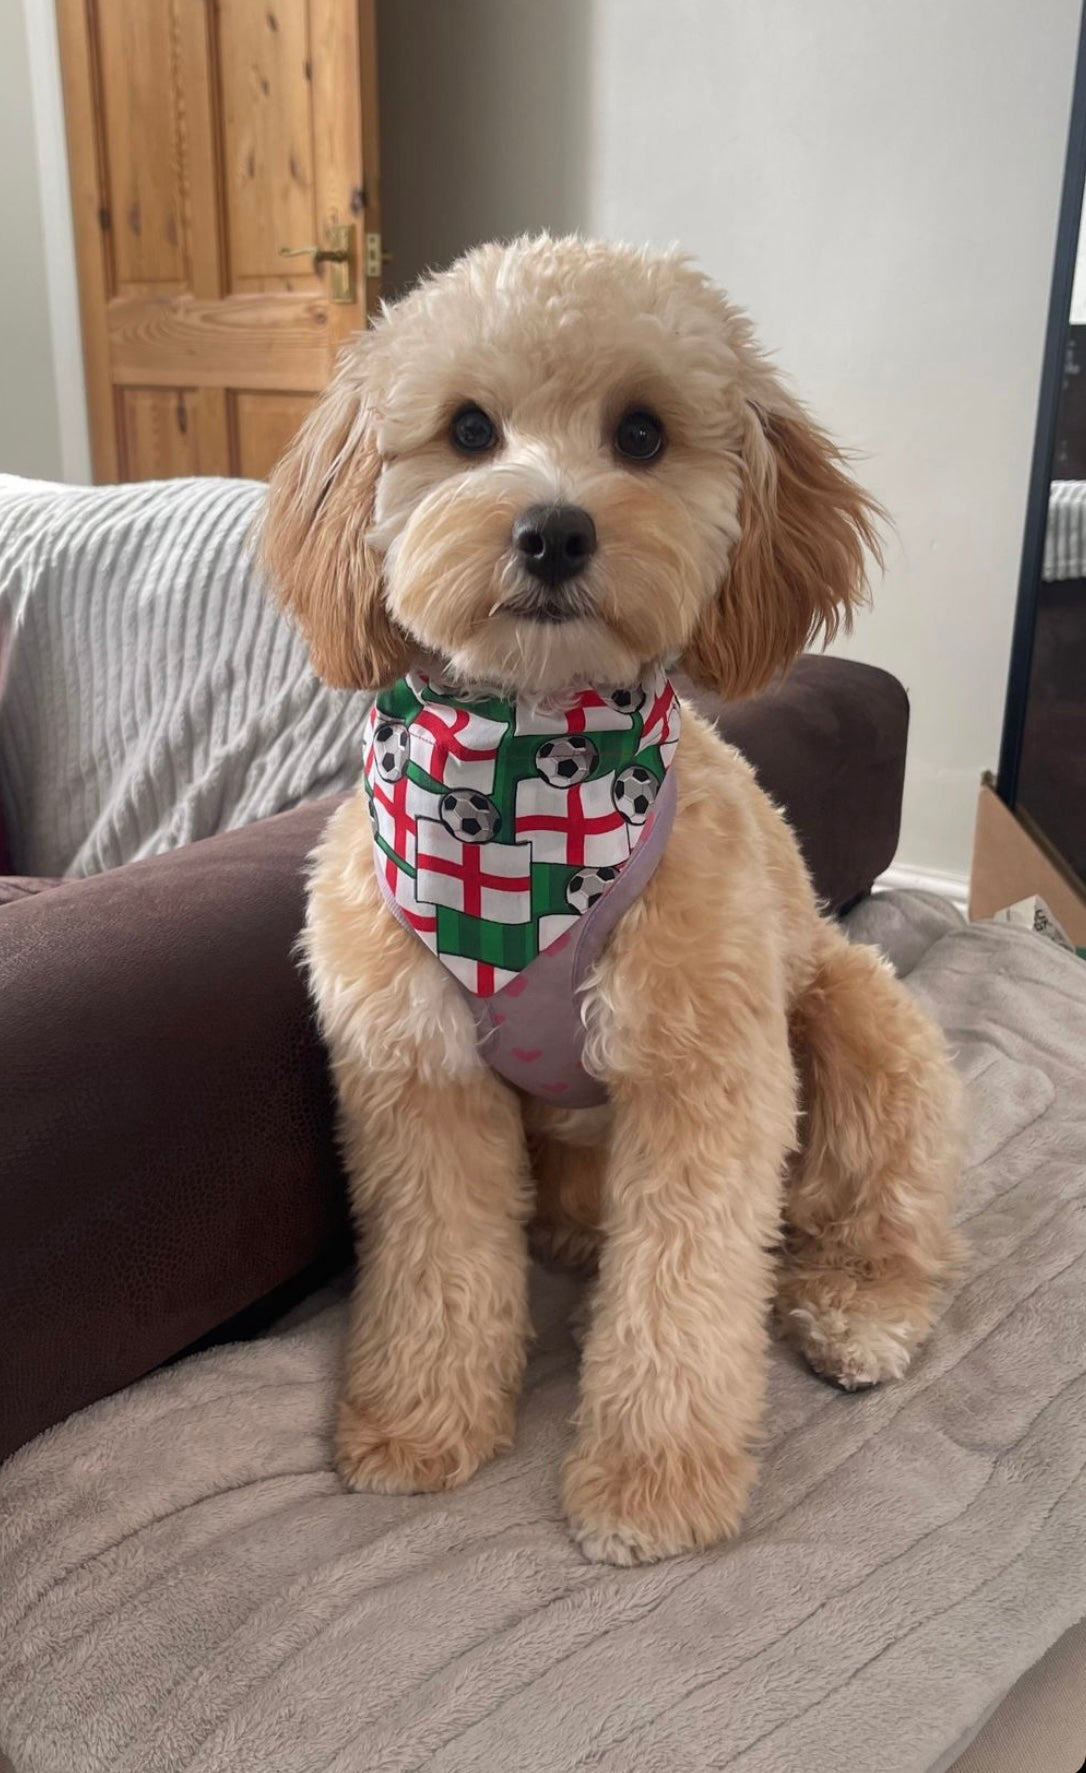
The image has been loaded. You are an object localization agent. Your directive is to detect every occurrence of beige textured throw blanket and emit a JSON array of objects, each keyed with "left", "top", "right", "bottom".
[{"left": 1, "top": 893, "right": 1084, "bottom": 1773}]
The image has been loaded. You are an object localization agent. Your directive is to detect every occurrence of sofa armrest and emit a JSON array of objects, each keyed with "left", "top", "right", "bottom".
[
  {"left": 0, "top": 799, "right": 351, "bottom": 1460},
  {"left": 0, "top": 876, "right": 61, "bottom": 905}
]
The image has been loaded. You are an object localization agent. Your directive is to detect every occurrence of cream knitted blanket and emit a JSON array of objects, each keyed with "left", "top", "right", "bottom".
[{"left": 0, "top": 475, "right": 369, "bottom": 877}]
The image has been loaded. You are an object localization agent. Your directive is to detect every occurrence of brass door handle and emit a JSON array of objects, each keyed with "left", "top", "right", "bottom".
[
  {"left": 278, "top": 223, "right": 356, "bottom": 303},
  {"left": 279, "top": 245, "right": 349, "bottom": 264}
]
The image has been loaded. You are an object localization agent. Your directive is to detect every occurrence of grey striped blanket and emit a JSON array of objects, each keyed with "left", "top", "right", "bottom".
[{"left": 0, "top": 475, "right": 370, "bottom": 878}]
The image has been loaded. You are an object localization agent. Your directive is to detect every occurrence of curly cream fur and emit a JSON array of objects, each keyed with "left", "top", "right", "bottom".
[{"left": 264, "top": 236, "right": 962, "bottom": 1565}]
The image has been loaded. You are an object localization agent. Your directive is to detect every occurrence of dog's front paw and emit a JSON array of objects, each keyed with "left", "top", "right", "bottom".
[
  {"left": 335, "top": 1397, "right": 512, "bottom": 1495},
  {"left": 562, "top": 1436, "right": 756, "bottom": 1565}
]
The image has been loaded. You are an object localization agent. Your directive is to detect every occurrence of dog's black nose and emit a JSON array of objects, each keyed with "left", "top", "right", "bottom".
[{"left": 513, "top": 505, "right": 597, "bottom": 585}]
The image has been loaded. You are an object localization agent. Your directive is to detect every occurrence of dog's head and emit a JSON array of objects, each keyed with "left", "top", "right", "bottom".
[{"left": 262, "top": 236, "right": 880, "bottom": 698}]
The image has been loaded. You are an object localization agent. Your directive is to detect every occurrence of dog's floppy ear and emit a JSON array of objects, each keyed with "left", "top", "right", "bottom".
[
  {"left": 260, "top": 351, "right": 413, "bottom": 690},
  {"left": 683, "top": 399, "right": 882, "bottom": 700}
]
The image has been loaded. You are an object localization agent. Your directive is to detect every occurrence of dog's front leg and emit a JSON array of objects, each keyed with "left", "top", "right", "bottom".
[
  {"left": 563, "top": 868, "right": 797, "bottom": 1563},
  {"left": 333, "top": 1059, "right": 532, "bottom": 1494},
  {"left": 307, "top": 804, "right": 533, "bottom": 1496}
]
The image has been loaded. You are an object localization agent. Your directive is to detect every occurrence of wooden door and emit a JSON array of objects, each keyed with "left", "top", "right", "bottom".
[{"left": 56, "top": 0, "right": 381, "bottom": 483}]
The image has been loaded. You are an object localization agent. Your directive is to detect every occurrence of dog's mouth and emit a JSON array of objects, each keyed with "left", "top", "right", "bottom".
[{"left": 494, "top": 584, "right": 594, "bottom": 627}]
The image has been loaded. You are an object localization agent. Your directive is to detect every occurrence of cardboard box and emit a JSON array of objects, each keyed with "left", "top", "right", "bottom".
[{"left": 969, "top": 774, "right": 1086, "bottom": 951}]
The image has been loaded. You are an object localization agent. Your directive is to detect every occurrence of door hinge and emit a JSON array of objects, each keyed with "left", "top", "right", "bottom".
[{"left": 364, "top": 232, "right": 383, "bottom": 280}]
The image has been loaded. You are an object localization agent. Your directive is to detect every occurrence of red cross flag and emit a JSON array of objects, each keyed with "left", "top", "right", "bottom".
[
  {"left": 415, "top": 818, "right": 533, "bottom": 924},
  {"left": 513, "top": 773, "right": 634, "bottom": 870}
]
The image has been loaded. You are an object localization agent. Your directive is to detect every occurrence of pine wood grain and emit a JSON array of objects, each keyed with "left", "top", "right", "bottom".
[
  {"left": 218, "top": 1, "right": 315, "bottom": 294},
  {"left": 109, "top": 295, "right": 333, "bottom": 391},
  {"left": 95, "top": 1, "right": 187, "bottom": 291},
  {"left": 234, "top": 391, "right": 315, "bottom": 480},
  {"left": 119, "top": 387, "right": 231, "bottom": 479},
  {"left": 57, "top": 0, "right": 378, "bottom": 482},
  {"left": 174, "top": 0, "right": 226, "bottom": 301}
]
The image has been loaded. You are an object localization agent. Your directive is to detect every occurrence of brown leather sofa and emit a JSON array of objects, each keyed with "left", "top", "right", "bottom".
[{"left": 0, "top": 655, "right": 908, "bottom": 1461}]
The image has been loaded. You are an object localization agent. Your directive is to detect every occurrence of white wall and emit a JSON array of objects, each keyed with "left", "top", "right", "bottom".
[
  {"left": 380, "top": 0, "right": 1080, "bottom": 880},
  {"left": 0, "top": 1, "right": 89, "bottom": 484},
  {"left": 0, "top": 0, "right": 63, "bottom": 480}
]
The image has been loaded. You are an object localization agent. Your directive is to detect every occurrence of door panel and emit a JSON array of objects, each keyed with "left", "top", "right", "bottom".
[
  {"left": 218, "top": 2, "right": 316, "bottom": 293},
  {"left": 119, "top": 388, "right": 232, "bottom": 479},
  {"left": 234, "top": 392, "right": 315, "bottom": 480},
  {"left": 58, "top": 0, "right": 380, "bottom": 483},
  {"left": 96, "top": 3, "right": 188, "bottom": 294}
]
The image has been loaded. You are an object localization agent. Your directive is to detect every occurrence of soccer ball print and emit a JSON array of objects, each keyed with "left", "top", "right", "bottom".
[
  {"left": 362, "top": 669, "right": 680, "bottom": 994},
  {"left": 439, "top": 788, "right": 502, "bottom": 843},
  {"left": 566, "top": 865, "right": 620, "bottom": 911},
  {"left": 613, "top": 764, "right": 659, "bottom": 824},
  {"left": 373, "top": 717, "right": 410, "bottom": 782},
  {"left": 599, "top": 685, "right": 645, "bottom": 715},
  {"left": 535, "top": 734, "right": 599, "bottom": 787},
  {"left": 423, "top": 677, "right": 495, "bottom": 704}
]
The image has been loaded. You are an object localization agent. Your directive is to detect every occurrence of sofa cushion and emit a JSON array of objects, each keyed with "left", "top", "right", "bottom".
[{"left": 683, "top": 653, "right": 908, "bottom": 909}]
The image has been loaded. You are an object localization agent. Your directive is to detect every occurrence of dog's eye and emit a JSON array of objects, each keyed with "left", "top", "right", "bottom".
[
  {"left": 614, "top": 409, "right": 665, "bottom": 463},
  {"left": 450, "top": 405, "right": 499, "bottom": 454}
]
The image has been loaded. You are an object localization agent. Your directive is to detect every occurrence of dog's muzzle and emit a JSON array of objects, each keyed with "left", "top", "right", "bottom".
[{"left": 500, "top": 504, "right": 597, "bottom": 624}]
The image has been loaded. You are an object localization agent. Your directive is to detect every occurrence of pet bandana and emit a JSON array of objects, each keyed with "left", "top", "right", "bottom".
[{"left": 363, "top": 669, "right": 681, "bottom": 1104}]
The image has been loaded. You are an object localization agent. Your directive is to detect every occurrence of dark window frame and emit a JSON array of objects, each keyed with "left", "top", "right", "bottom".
[{"left": 997, "top": 0, "right": 1086, "bottom": 807}]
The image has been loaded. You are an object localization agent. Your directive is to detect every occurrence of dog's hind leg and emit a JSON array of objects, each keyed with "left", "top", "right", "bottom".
[
  {"left": 776, "top": 923, "right": 964, "bottom": 1390},
  {"left": 525, "top": 1104, "right": 609, "bottom": 1274}
]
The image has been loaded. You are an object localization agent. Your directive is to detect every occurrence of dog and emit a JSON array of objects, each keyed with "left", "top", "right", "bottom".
[{"left": 262, "top": 236, "right": 962, "bottom": 1566}]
